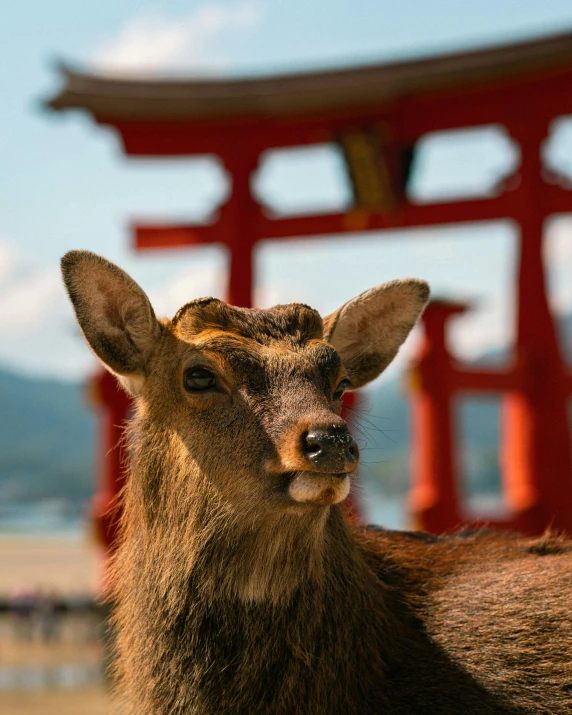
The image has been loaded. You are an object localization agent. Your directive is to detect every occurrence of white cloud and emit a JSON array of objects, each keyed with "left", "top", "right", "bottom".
[
  {"left": 91, "top": 2, "right": 263, "bottom": 74},
  {"left": 0, "top": 240, "right": 227, "bottom": 381},
  {"left": 0, "top": 239, "right": 96, "bottom": 380},
  {"left": 0, "top": 243, "right": 18, "bottom": 284}
]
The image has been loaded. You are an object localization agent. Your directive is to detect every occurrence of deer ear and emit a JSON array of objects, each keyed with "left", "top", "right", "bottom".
[
  {"left": 61, "top": 250, "right": 161, "bottom": 394},
  {"left": 324, "top": 279, "right": 430, "bottom": 389}
]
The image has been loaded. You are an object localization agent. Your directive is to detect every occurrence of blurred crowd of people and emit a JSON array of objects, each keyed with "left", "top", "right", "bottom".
[{"left": 7, "top": 586, "right": 95, "bottom": 644}]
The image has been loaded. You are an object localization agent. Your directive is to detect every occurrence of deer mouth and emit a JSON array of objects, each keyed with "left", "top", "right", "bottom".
[{"left": 285, "top": 471, "right": 351, "bottom": 506}]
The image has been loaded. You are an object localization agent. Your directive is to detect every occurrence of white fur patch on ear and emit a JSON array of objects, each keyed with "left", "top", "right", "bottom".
[
  {"left": 324, "top": 279, "right": 430, "bottom": 388},
  {"left": 118, "top": 373, "right": 146, "bottom": 396}
]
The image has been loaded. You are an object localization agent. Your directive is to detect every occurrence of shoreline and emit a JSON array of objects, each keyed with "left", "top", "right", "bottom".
[{"left": 0, "top": 537, "right": 100, "bottom": 595}]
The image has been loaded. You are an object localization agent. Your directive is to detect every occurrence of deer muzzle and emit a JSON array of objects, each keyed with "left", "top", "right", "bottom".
[
  {"left": 302, "top": 430, "right": 358, "bottom": 473},
  {"left": 267, "top": 420, "right": 359, "bottom": 506}
]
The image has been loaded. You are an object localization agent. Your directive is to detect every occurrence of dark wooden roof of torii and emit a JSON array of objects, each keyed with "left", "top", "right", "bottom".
[{"left": 47, "top": 30, "right": 572, "bottom": 122}]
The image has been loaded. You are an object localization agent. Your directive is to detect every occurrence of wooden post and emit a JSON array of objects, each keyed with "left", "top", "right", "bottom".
[
  {"left": 409, "top": 302, "right": 466, "bottom": 532},
  {"left": 89, "top": 370, "right": 132, "bottom": 592},
  {"left": 502, "top": 123, "right": 572, "bottom": 534},
  {"left": 223, "top": 147, "right": 260, "bottom": 308}
]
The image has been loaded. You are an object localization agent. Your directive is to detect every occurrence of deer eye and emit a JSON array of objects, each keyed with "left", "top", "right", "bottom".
[
  {"left": 183, "top": 368, "right": 217, "bottom": 392},
  {"left": 333, "top": 379, "right": 350, "bottom": 401}
]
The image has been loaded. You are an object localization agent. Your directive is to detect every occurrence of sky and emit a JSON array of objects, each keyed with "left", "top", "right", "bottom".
[{"left": 2, "top": 0, "right": 572, "bottom": 381}]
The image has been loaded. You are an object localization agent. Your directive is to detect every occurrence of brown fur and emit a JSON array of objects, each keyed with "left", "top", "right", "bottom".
[{"left": 61, "top": 251, "right": 572, "bottom": 715}]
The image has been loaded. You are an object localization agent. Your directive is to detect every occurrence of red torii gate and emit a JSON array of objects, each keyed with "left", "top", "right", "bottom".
[{"left": 48, "top": 30, "right": 572, "bottom": 550}]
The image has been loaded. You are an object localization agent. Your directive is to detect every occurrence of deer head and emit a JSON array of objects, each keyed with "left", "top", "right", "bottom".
[{"left": 62, "top": 251, "right": 429, "bottom": 517}]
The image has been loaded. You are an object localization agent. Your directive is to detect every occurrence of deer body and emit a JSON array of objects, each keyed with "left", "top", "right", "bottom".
[{"left": 62, "top": 251, "right": 572, "bottom": 714}]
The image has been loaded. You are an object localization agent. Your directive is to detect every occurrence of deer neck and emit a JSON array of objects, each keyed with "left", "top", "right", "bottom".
[
  {"left": 123, "top": 424, "right": 362, "bottom": 608},
  {"left": 116, "top": 429, "right": 390, "bottom": 714}
]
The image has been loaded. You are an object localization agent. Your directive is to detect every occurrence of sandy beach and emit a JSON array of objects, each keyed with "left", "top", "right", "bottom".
[
  {"left": 0, "top": 536, "right": 100, "bottom": 596},
  {"left": 0, "top": 536, "right": 113, "bottom": 714},
  {"left": 0, "top": 688, "right": 116, "bottom": 715}
]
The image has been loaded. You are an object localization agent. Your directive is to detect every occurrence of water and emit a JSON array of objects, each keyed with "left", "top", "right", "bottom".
[
  {"left": 363, "top": 494, "right": 407, "bottom": 529},
  {"left": 0, "top": 663, "right": 102, "bottom": 691},
  {"left": 0, "top": 492, "right": 504, "bottom": 540},
  {"left": 0, "top": 496, "right": 409, "bottom": 538},
  {"left": 0, "top": 502, "right": 86, "bottom": 539}
]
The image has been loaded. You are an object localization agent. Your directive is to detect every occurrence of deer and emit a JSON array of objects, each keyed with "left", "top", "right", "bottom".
[{"left": 61, "top": 250, "right": 572, "bottom": 715}]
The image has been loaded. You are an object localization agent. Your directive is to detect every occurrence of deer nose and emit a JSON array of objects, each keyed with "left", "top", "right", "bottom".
[{"left": 302, "top": 429, "right": 359, "bottom": 474}]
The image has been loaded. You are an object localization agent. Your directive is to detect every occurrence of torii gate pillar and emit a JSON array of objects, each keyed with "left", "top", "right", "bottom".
[
  {"left": 224, "top": 147, "right": 259, "bottom": 308},
  {"left": 410, "top": 121, "right": 572, "bottom": 535}
]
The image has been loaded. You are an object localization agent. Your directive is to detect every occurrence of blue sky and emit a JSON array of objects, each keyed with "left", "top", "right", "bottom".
[{"left": 2, "top": 0, "right": 572, "bottom": 379}]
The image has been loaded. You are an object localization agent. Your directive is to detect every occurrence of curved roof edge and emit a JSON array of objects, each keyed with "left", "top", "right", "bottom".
[{"left": 46, "top": 30, "right": 572, "bottom": 121}]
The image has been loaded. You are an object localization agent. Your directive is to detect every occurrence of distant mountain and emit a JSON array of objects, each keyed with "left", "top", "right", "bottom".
[{"left": 0, "top": 368, "right": 94, "bottom": 503}]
